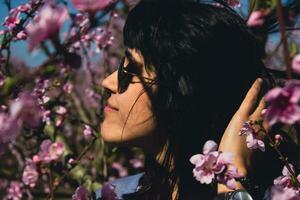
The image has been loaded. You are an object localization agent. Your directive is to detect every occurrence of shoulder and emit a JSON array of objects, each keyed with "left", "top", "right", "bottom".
[{"left": 94, "top": 173, "right": 145, "bottom": 200}]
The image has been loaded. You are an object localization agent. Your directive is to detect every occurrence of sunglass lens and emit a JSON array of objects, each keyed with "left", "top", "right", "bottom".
[{"left": 118, "top": 58, "right": 131, "bottom": 93}]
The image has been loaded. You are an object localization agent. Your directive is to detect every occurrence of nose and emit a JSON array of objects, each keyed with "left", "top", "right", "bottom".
[{"left": 101, "top": 70, "right": 118, "bottom": 93}]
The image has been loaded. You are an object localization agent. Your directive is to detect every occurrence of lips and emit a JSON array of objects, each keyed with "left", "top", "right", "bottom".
[{"left": 106, "top": 101, "right": 118, "bottom": 111}]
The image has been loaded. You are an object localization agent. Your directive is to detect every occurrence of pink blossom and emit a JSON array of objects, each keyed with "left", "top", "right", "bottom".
[
  {"left": 83, "top": 125, "right": 92, "bottom": 138},
  {"left": 101, "top": 183, "right": 117, "bottom": 200},
  {"left": 56, "top": 106, "right": 67, "bottom": 115},
  {"left": 263, "top": 80, "right": 300, "bottom": 126},
  {"left": 68, "top": 158, "right": 76, "bottom": 165},
  {"left": 63, "top": 82, "right": 73, "bottom": 94},
  {"left": 72, "top": 0, "right": 114, "bottom": 13},
  {"left": 226, "top": 0, "right": 240, "bottom": 8},
  {"left": 190, "top": 140, "right": 241, "bottom": 189},
  {"left": 32, "top": 155, "right": 40, "bottom": 163},
  {"left": 5, "top": 181, "right": 23, "bottom": 200},
  {"left": 270, "top": 185, "right": 300, "bottom": 200},
  {"left": 129, "top": 158, "right": 144, "bottom": 169},
  {"left": 191, "top": 152, "right": 219, "bottom": 184},
  {"left": 10, "top": 92, "right": 42, "bottom": 128},
  {"left": 292, "top": 54, "right": 300, "bottom": 74},
  {"left": 26, "top": 5, "right": 69, "bottom": 51},
  {"left": 42, "top": 110, "right": 51, "bottom": 125},
  {"left": 202, "top": 140, "right": 218, "bottom": 154},
  {"left": 72, "top": 186, "right": 89, "bottom": 200},
  {"left": 49, "top": 141, "right": 64, "bottom": 160},
  {"left": 37, "top": 139, "right": 64, "bottom": 163},
  {"left": 247, "top": 10, "right": 268, "bottom": 27},
  {"left": 217, "top": 165, "right": 243, "bottom": 190},
  {"left": 42, "top": 96, "right": 50, "bottom": 104},
  {"left": 111, "top": 162, "right": 128, "bottom": 177},
  {"left": 3, "top": 11, "right": 20, "bottom": 30},
  {"left": 0, "top": 113, "right": 22, "bottom": 144},
  {"left": 22, "top": 160, "right": 39, "bottom": 188},
  {"left": 275, "top": 134, "right": 283, "bottom": 145},
  {"left": 16, "top": 3, "right": 31, "bottom": 12},
  {"left": 274, "top": 164, "right": 299, "bottom": 188},
  {"left": 16, "top": 31, "right": 27, "bottom": 40},
  {"left": 239, "top": 121, "right": 265, "bottom": 151},
  {"left": 55, "top": 116, "right": 63, "bottom": 127}
]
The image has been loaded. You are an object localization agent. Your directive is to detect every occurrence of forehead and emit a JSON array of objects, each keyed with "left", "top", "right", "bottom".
[{"left": 126, "top": 48, "right": 144, "bottom": 65}]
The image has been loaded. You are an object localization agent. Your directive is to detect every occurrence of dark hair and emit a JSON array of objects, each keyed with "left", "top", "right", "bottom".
[{"left": 122, "top": 0, "right": 266, "bottom": 199}]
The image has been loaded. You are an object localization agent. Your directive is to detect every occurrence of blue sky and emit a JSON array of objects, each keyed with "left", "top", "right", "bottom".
[
  {"left": 0, "top": 0, "right": 298, "bottom": 68},
  {"left": 0, "top": 0, "right": 77, "bottom": 68},
  {"left": 0, "top": 0, "right": 41, "bottom": 68}
]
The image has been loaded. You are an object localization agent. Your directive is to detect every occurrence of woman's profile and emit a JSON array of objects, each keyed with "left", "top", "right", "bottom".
[{"left": 96, "top": 0, "right": 289, "bottom": 199}]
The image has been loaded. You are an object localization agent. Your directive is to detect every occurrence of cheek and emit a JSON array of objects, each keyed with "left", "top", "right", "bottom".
[{"left": 100, "top": 87, "right": 157, "bottom": 145}]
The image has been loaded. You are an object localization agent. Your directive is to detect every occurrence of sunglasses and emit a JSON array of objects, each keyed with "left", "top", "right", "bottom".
[{"left": 118, "top": 57, "right": 157, "bottom": 93}]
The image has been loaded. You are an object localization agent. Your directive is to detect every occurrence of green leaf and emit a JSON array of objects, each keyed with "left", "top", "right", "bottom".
[
  {"left": 43, "top": 65, "right": 56, "bottom": 77},
  {"left": 92, "top": 182, "right": 102, "bottom": 191},
  {"left": 69, "top": 165, "right": 87, "bottom": 181},
  {"left": 2, "top": 76, "right": 17, "bottom": 95},
  {"left": 281, "top": 125, "right": 299, "bottom": 144},
  {"left": 44, "top": 124, "right": 55, "bottom": 138},
  {"left": 0, "top": 34, "right": 5, "bottom": 46},
  {"left": 290, "top": 42, "right": 298, "bottom": 58}
]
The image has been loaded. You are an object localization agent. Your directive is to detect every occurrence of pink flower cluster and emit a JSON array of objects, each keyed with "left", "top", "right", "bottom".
[
  {"left": 33, "top": 139, "right": 64, "bottom": 164},
  {"left": 21, "top": 140, "right": 64, "bottom": 188},
  {"left": 70, "top": 25, "right": 114, "bottom": 53},
  {"left": 3, "top": 181, "right": 23, "bottom": 200},
  {"left": 1, "top": 2, "right": 39, "bottom": 42},
  {"left": 83, "top": 124, "right": 92, "bottom": 138},
  {"left": 26, "top": 5, "right": 69, "bottom": 51},
  {"left": 292, "top": 54, "right": 300, "bottom": 74},
  {"left": 247, "top": 10, "right": 268, "bottom": 27},
  {"left": 270, "top": 164, "right": 300, "bottom": 200},
  {"left": 72, "top": 186, "right": 90, "bottom": 200},
  {"left": 0, "top": 92, "right": 42, "bottom": 154},
  {"left": 72, "top": 0, "right": 115, "bottom": 13},
  {"left": 190, "top": 140, "right": 243, "bottom": 189},
  {"left": 3, "top": 3, "right": 32, "bottom": 30},
  {"left": 239, "top": 121, "right": 265, "bottom": 152},
  {"left": 101, "top": 183, "right": 117, "bottom": 200},
  {"left": 22, "top": 159, "right": 39, "bottom": 188},
  {"left": 263, "top": 80, "right": 300, "bottom": 126},
  {"left": 111, "top": 162, "right": 128, "bottom": 177},
  {"left": 226, "top": 0, "right": 240, "bottom": 8}
]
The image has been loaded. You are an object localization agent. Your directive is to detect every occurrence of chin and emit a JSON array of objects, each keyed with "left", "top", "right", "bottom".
[{"left": 100, "top": 121, "right": 122, "bottom": 143}]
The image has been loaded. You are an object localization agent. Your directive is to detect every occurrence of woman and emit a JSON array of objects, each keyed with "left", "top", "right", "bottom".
[{"left": 97, "top": 0, "right": 273, "bottom": 199}]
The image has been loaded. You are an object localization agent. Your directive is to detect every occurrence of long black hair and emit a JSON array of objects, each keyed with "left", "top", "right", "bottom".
[{"left": 122, "top": 0, "right": 267, "bottom": 199}]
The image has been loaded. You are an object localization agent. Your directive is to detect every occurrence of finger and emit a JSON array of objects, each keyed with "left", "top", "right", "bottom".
[
  {"left": 238, "top": 78, "right": 263, "bottom": 116},
  {"left": 250, "top": 98, "right": 266, "bottom": 119},
  {"left": 250, "top": 98, "right": 271, "bottom": 133}
]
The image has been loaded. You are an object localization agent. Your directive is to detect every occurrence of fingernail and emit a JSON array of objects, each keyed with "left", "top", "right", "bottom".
[{"left": 257, "top": 78, "right": 263, "bottom": 83}]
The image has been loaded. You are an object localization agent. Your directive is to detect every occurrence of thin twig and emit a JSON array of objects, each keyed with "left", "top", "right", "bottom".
[
  {"left": 46, "top": 137, "right": 97, "bottom": 199},
  {"left": 275, "top": 0, "right": 293, "bottom": 79},
  {"left": 263, "top": 130, "right": 300, "bottom": 186},
  {"left": 49, "top": 167, "right": 55, "bottom": 200}
]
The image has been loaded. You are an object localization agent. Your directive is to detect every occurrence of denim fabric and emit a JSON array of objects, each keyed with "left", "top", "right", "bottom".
[{"left": 95, "top": 173, "right": 144, "bottom": 200}]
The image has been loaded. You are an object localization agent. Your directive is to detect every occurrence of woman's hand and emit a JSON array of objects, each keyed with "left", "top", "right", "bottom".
[{"left": 217, "top": 78, "right": 267, "bottom": 193}]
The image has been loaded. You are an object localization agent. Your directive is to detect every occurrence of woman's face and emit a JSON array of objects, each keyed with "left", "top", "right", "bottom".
[{"left": 100, "top": 49, "right": 162, "bottom": 151}]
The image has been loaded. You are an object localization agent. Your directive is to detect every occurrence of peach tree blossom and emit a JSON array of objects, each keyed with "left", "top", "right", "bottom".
[
  {"left": 239, "top": 120, "right": 265, "bottom": 151},
  {"left": 190, "top": 140, "right": 243, "bottom": 189},
  {"left": 0, "top": 0, "right": 143, "bottom": 199},
  {"left": 0, "top": 0, "right": 300, "bottom": 199},
  {"left": 263, "top": 80, "right": 300, "bottom": 126},
  {"left": 292, "top": 54, "right": 300, "bottom": 74},
  {"left": 270, "top": 164, "right": 300, "bottom": 200}
]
